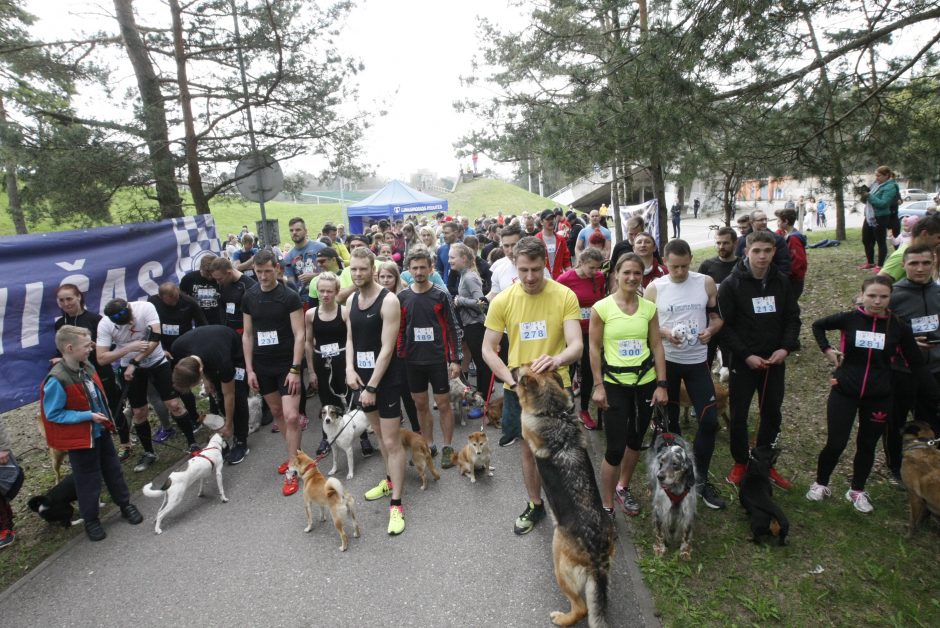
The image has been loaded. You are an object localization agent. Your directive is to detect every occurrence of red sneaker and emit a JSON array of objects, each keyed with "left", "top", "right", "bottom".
[
  {"left": 277, "top": 460, "right": 290, "bottom": 475},
  {"left": 871, "top": 266, "right": 881, "bottom": 274},
  {"left": 726, "top": 463, "right": 746, "bottom": 486},
  {"left": 579, "top": 410, "right": 598, "bottom": 431},
  {"left": 769, "top": 467, "right": 792, "bottom": 491},
  {"left": 282, "top": 472, "right": 299, "bottom": 496}
]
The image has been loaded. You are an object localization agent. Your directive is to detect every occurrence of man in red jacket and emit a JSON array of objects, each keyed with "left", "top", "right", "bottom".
[
  {"left": 774, "top": 208, "right": 807, "bottom": 300},
  {"left": 536, "top": 209, "right": 573, "bottom": 279},
  {"left": 40, "top": 325, "right": 143, "bottom": 542}
]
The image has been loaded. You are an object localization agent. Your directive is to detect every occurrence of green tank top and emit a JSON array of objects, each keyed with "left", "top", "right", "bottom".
[{"left": 593, "top": 295, "right": 657, "bottom": 386}]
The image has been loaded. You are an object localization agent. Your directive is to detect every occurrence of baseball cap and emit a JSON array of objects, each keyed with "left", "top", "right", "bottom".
[
  {"left": 539, "top": 209, "right": 555, "bottom": 221},
  {"left": 316, "top": 247, "right": 339, "bottom": 261}
]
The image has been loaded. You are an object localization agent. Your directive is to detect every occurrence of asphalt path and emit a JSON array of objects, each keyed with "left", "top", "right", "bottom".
[{"left": 0, "top": 400, "right": 659, "bottom": 628}]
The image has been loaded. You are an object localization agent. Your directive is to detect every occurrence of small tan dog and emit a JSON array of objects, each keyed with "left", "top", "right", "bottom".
[
  {"left": 455, "top": 431, "right": 494, "bottom": 483},
  {"left": 678, "top": 379, "right": 730, "bottom": 428},
  {"left": 900, "top": 421, "right": 940, "bottom": 536},
  {"left": 485, "top": 396, "right": 503, "bottom": 429},
  {"left": 400, "top": 430, "right": 441, "bottom": 490},
  {"left": 36, "top": 413, "right": 67, "bottom": 482},
  {"left": 294, "top": 450, "right": 360, "bottom": 552}
]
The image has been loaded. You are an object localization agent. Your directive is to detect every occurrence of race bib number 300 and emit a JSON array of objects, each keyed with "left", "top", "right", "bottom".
[
  {"left": 257, "top": 330, "right": 279, "bottom": 347},
  {"left": 520, "top": 320, "right": 547, "bottom": 341},
  {"left": 855, "top": 331, "right": 885, "bottom": 350},
  {"left": 414, "top": 327, "right": 434, "bottom": 342},
  {"left": 618, "top": 339, "right": 644, "bottom": 357},
  {"left": 752, "top": 296, "right": 777, "bottom": 314},
  {"left": 356, "top": 351, "right": 376, "bottom": 369}
]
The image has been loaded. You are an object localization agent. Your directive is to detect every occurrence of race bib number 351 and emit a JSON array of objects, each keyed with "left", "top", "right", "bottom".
[{"left": 520, "top": 320, "right": 547, "bottom": 341}]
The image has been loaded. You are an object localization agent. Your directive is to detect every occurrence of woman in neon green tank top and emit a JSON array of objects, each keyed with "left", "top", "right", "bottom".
[{"left": 589, "top": 253, "right": 668, "bottom": 517}]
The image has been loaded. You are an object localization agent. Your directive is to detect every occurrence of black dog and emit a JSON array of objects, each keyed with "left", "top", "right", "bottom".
[
  {"left": 739, "top": 446, "right": 789, "bottom": 545},
  {"left": 27, "top": 474, "right": 81, "bottom": 527}
]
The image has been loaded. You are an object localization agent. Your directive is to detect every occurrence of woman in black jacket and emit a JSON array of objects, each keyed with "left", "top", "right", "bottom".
[{"left": 807, "top": 275, "right": 932, "bottom": 513}]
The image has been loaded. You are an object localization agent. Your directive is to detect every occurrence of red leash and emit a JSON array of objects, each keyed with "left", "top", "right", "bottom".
[{"left": 481, "top": 372, "right": 496, "bottom": 427}]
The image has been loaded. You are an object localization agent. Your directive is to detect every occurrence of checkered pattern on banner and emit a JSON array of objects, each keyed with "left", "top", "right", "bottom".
[{"left": 172, "top": 215, "right": 221, "bottom": 279}]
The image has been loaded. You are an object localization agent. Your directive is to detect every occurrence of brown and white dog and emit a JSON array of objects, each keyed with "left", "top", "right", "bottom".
[
  {"left": 294, "top": 449, "right": 361, "bottom": 552},
  {"left": 36, "top": 413, "right": 67, "bottom": 482},
  {"left": 900, "top": 421, "right": 940, "bottom": 536},
  {"left": 449, "top": 378, "right": 485, "bottom": 426},
  {"left": 648, "top": 432, "right": 697, "bottom": 560},
  {"left": 516, "top": 366, "right": 614, "bottom": 628},
  {"left": 321, "top": 405, "right": 370, "bottom": 479},
  {"left": 400, "top": 430, "right": 441, "bottom": 490},
  {"left": 455, "top": 431, "right": 494, "bottom": 483}
]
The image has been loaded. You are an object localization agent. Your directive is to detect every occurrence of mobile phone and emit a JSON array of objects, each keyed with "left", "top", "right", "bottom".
[{"left": 927, "top": 338, "right": 940, "bottom": 345}]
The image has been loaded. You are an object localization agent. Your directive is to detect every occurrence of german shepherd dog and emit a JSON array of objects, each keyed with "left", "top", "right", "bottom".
[
  {"left": 648, "top": 432, "right": 697, "bottom": 560},
  {"left": 515, "top": 366, "right": 614, "bottom": 628},
  {"left": 900, "top": 421, "right": 940, "bottom": 536},
  {"left": 739, "top": 445, "right": 789, "bottom": 545}
]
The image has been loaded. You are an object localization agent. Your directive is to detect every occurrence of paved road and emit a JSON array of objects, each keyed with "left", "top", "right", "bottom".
[{"left": 0, "top": 405, "right": 658, "bottom": 628}]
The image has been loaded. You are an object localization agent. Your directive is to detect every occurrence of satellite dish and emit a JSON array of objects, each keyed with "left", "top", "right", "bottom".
[{"left": 235, "top": 154, "right": 284, "bottom": 202}]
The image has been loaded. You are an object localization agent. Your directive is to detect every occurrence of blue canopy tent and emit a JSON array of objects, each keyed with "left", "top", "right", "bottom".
[{"left": 345, "top": 180, "right": 448, "bottom": 234}]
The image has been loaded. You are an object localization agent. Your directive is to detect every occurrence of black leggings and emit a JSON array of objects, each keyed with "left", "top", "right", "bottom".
[
  {"left": 603, "top": 380, "right": 656, "bottom": 465},
  {"left": 462, "top": 322, "right": 494, "bottom": 399},
  {"left": 729, "top": 360, "right": 785, "bottom": 464},
  {"left": 816, "top": 386, "right": 890, "bottom": 490},
  {"left": 862, "top": 216, "right": 889, "bottom": 266},
  {"left": 569, "top": 332, "right": 594, "bottom": 412},
  {"left": 666, "top": 361, "right": 720, "bottom": 477}
]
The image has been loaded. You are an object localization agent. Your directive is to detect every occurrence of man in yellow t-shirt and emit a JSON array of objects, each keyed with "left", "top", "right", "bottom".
[{"left": 482, "top": 237, "right": 582, "bottom": 535}]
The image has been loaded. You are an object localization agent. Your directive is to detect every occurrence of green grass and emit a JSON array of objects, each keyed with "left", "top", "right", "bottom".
[
  {"left": 620, "top": 231, "right": 940, "bottom": 627},
  {"left": 441, "top": 176, "right": 562, "bottom": 219}
]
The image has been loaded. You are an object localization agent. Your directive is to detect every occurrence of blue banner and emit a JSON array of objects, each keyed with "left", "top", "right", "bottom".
[{"left": 0, "top": 215, "right": 220, "bottom": 413}]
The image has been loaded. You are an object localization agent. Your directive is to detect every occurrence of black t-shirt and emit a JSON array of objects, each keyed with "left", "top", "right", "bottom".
[
  {"left": 241, "top": 282, "right": 302, "bottom": 363},
  {"left": 179, "top": 270, "right": 221, "bottom": 325},
  {"left": 148, "top": 293, "right": 208, "bottom": 352},
  {"left": 609, "top": 239, "right": 634, "bottom": 271},
  {"left": 397, "top": 284, "right": 462, "bottom": 365},
  {"left": 218, "top": 274, "right": 257, "bottom": 331},
  {"left": 171, "top": 325, "right": 243, "bottom": 383},
  {"left": 697, "top": 257, "right": 738, "bottom": 286}
]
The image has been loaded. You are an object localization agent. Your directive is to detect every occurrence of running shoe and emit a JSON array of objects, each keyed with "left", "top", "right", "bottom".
[
  {"left": 120, "top": 504, "right": 143, "bottom": 525},
  {"left": 805, "top": 482, "right": 831, "bottom": 501},
  {"left": 118, "top": 446, "right": 132, "bottom": 462},
  {"left": 441, "top": 446, "right": 455, "bottom": 469},
  {"left": 282, "top": 472, "right": 299, "bottom": 496},
  {"left": 227, "top": 443, "right": 249, "bottom": 465},
  {"left": 277, "top": 460, "right": 290, "bottom": 475},
  {"left": 429, "top": 445, "right": 438, "bottom": 459},
  {"left": 152, "top": 426, "right": 175, "bottom": 444},
  {"left": 769, "top": 468, "right": 792, "bottom": 491},
  {"left": 133, "top": 452, "right": 157, "bottom": 473},
  {"left": 725, "top": 463, "right": 746, "bottom": 486},
  {"left": 84, "top": 519, "right": 106, "bottom": 542},
  {"left": 579, "top": 410, "right": 597, "bottom": 431},
  {"left": 615, "top": 485, "right": 641, "bottom": 516},
  {"left": 513, "top": 501, "right": 546, "bottom": 535},
  {"left": 498, "top": 434, "right": 519, "bottom": 447},
  {"left": 365, "top": 478, "right": 392, "bottom": 501},
  {"left": 0, "top": 530, "right": 14, "bottom": 550},
  {"left": 388, "top": 505, "right": 405, "bottom": 536},
  {"left": 845, "top": 489, "right": 873, "bottom": 513},
  {"left": 360, "top": 434, "right": 375, "bottom": 457},
  {"left": 700, "top": 482, "right": 727, "bottom": 510}
]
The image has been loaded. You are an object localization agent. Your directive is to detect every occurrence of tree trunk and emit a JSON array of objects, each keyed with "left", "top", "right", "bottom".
[
  {"left": 651, "top": 160, "right": 668, "bottom": 251},
  {"left": 0, "top": 96, "right": 27, "bottom": 234},
  {"left": 610, "top": 160, "right": 621, "bottom": 241},
  {"left": 114, "top": 0, "right": 182, "bottom": 219},
  {"left": 169, "top": 0, "right": 209, "bottom": 214}
]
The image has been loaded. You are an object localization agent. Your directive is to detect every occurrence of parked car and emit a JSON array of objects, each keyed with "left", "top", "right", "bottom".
[
  {"left": 898, "top": 200, "right": 935, "bottom": 219},
  {"left": 900, "top": 188, "right": 933, "bottom": 201}
]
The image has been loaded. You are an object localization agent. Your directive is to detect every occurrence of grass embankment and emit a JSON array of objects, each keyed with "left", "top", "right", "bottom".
[{"left": 627, "top": 232, "right": 938, "bottom": 627}]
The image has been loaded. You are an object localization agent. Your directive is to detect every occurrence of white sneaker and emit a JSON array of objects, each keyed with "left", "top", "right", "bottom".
[
  {"left": 845, "top": 489, "right": 873, "bottom": 513},
  {"left": 805, "top": 482, "right": 831, "bottom": 501}
]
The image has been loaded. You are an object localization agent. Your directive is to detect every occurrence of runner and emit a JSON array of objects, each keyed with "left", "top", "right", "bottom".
[
  {"left": 345, "top": 247, "right": 408, "bottom": 536},
  {"left": 376, "top": 261, "right": 422, "bottom": 433},
  {"left": 282, "top": 217, "right": 326, "bottom": 309},
  {"left": 697, "top": 227, "right": 738, "bottom": 370},
  {"left": 241, "top": 249, "right": 306, "bottom": 496},
  {"left": 210, "top": 257, "right": 256, "bottom": 333},
  {"left": 179, "top": 254, "right": 222, "bottom": 325},
  {"left": 482, "top": 236, "right": 583, "bottom": 535}
]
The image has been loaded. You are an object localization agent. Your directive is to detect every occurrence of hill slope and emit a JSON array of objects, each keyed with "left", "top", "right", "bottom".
[{"left": 442, "top": 177, "right": 561, "bottom": 220}]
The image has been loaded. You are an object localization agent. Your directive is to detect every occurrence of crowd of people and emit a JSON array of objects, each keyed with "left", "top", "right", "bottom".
[{"left": 2, "top": 173, "right": 939, "bottom": 550}]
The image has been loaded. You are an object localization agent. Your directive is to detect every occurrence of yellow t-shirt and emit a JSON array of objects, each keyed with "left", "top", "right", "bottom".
[
  {"left": 592, "top": 295, "right": 657, "bottom": 386},
  {"left": 484, "top": 280, "right": 581, "bottom": 387}
]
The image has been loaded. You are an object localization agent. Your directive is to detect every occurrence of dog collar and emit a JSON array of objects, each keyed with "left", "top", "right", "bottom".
[
  {"left": 902, "top": 437, "right": 939, "bottom": 452},
  {"left": 190, "top": 446, "right": 220, "bottom": 471},
  {"left": 662, "top": 485, "right": 690, "bottom": 505}
]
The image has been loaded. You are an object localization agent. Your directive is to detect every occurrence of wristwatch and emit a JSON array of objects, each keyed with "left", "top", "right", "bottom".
[
  {"left": 365, "top": 385, "right": 377, "bottom": 394},
  {"left": 129, "top": 359, "right": 140, "bottom": 367},
  {"left": 656, "top": 380, "right": 668, "bottom": 388}
]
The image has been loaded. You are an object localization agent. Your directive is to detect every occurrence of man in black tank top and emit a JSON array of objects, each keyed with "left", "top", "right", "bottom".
[
  {"left": 345, "top": 247, "right": 407, "bottom": 536},
  {"left": 242, "top": 250, "right": 307, "bottom": 497}
]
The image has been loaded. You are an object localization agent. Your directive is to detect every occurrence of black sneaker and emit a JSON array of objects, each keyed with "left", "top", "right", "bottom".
[
  {"left": 120, "top": 504, "right": 143, "bottom": 525},
  {"left": 84, "top": 519, "right": 107, "bottom": 542},
  {"left": 316, "top": 438, "right": 331, "bottom": 456},
  {"left": 360, "top": 435, "right": 375, "bottom": 458},
  {"left": 429, "top": 444, "right": 439, "bottom": 459},
  {"left": 498, "top": 434, "right": 519, "bottom": 447},
  {"left": 700, "top": 482, "right": 728, "bottom": 510},
  {"left": 227, "top": 443, "right": 249, "bottom": 465},
  {"left": 513, "top": 501, "right": 546, "bottom": 535},
  {"left": 133, "top": 452, "right": 157, "bottom": 473}
]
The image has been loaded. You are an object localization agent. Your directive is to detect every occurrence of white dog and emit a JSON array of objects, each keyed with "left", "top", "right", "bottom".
[
  {"left": 142, "top": 432, "right": 229, "bottom": 534},
  {"left": 321, "top": 405, "right": 370, "bottom": 479},
  {"left": 247, "top": 394, "right": 263, "bottom": 434}
]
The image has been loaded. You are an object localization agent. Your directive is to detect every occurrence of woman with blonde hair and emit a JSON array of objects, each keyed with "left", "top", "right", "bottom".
[{"left": 419, "top": 226, "right": 438, "bottom": 257}]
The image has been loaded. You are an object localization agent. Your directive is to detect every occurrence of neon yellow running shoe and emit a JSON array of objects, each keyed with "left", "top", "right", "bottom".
[
  {"left": 365, "top": 478, "right": 391, "bottom": 501},
  {"left": 388, "top": 505, "right": 405, "bottom": 536}
]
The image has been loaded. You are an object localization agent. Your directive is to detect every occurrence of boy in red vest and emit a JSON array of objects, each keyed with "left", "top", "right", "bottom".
[{"left": 40, "top": 325, "right": 143, "bottom": 541}]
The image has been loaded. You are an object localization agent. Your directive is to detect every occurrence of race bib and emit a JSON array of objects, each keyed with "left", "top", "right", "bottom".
[
  {"left": 414, "top": 327, "right": 434, "bottom": 342},
  {"left": 546, "top": 242, "right": 556, "bottom": 255},
  {"left": 910, "top": 314, "right": 938, "bottom": 334},
  {"left": 855, "top": 331, "right": 885, "bottom": 350},
  {"left": 226, "top": 302, "right": 235, "bottom": 315},
  {"left": 752, "top": 297, "right": 777, "bottom": 314},
  {"left": 356, "top": 351, "right": 376, "bottom": 369},
  {"left": 580, "top": 307, "right": 592, "bottom": 321},
  {"left": 162, "top": 324, "right": 180, "bottom": 336},
  {"left": 234, "top": 367, "right": 246, "bottom": 381},
  {"left": 618, "top": 339, "right": 644, "bottom": 357},
  {"left": 257, "top": 330, "right": 279, "bottom": 346},
  {"left": 520, "top": 320, "right": 547, "bottom": 341},
  {"left": 320, "top": 342, "right": 340, "bottom": 358},
  {"left": 197, "top": 288, "right": 217, "bottom": 307}
]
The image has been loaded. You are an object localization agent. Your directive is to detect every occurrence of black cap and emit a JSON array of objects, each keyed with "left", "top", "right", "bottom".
[
  {"left": 316, "top": 247, "right": 339, "bottom": 260},
  {"left": 104, "top": 298, "right": 132, "bottom": 325},
  {"left": 539, "top": 209, "right": 555, "bottom": 221}
]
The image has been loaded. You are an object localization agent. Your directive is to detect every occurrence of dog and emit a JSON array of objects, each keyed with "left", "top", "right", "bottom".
[
  {"left": 36, "top": 413, "right": 67, "bottom": 482},
  {"left": 247, "top": 394, "right": 263, "bottom": 434},
  {"left": 142, "top": 432, "right": 229, "bottom": 534},
  {"left": 449, "top": 378, "right": 485, "bottom": 426},
  {"left": 900, "top": 421, "right": 940, "bottom": 536},
  {"left": 400, "top": 430, "right": 441, "bottom": 490},
  {"left": 678, "top": 379, "right": 730, "bottom": 429},
  {"left": 321, "top": 405, "right": 370, "bottom": 479},
  {"left": 711, "top": 349, "right": 730, "bottom": 383},
  {"left": 485, "top": 395, "right": 503, "bottom": 429},
  {"left": 515, "top": 366, "right": 614, "bottom": 628},
  {"left": 738, "top": 445, "right": 789, "bottom": 545},
  {"left": 294, "top": 449, "right": 360, "bottom": 551},
  {"left": 648, "top": 432, "right": 697, "bottom": 561},
  {"left": 27, "top": 474, "right": 81, "bottom": 527},
  {"left": 455, "top": 431, "right": 494, "bottom": 483}
]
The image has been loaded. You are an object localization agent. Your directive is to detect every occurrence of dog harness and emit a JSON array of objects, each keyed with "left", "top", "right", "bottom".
[{"left": 190, "top": 446, "right": 220, "bottom": 471}]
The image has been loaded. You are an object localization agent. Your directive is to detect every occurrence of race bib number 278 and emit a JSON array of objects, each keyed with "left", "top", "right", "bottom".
[{"left": 520, "top": 320, "right": 547, "bottom": 341}]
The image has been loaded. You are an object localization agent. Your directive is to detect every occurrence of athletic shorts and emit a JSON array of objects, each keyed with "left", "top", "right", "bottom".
[
  {"left": 254, "top": 360, "right": 303, "bottom": 398},
  {"left": 356, "top": 367, "right": 400, "bottom": 419},
  {"left": 406, "top": 361, "right": 450, "bottom": 395},
  {"left": 128, "top": 360, "right": 178, "bottom": 408}
]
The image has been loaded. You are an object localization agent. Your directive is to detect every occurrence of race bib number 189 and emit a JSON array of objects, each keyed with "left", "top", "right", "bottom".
[
  {"left": 520, "top": 320, "right": 547, "bottom": 341},
  {"left": 414, "top": 327, "right": 434, "bottom": 342}
]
